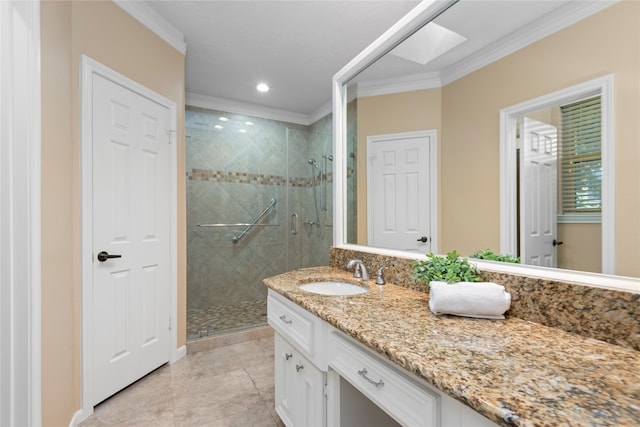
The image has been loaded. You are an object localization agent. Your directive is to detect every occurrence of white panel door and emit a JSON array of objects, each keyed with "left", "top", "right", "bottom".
[
  {"left": 520, "top": 117, "right": 558, "bottom": 267},
  {"left": 368, "top": 135, "right": 431, "bottom": 252},
  {"left": 91, "top": 74, "right": 171, "bottom": 404}
]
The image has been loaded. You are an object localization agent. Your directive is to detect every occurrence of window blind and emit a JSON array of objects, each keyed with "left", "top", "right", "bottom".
[{"left": 560, "top": 95, "right": 601, "bottom": 214}]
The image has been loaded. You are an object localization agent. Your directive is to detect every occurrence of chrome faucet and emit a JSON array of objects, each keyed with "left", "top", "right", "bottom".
[
  {"left": 375, "top": 267, "right": 386, "bottom": 285},
  {"left": 346, "top": 259, "right": 369, "bottom": 280}
]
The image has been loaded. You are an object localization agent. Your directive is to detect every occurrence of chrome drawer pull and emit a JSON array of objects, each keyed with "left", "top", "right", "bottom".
[
  {"left": 358, "top": 368, "right": 384, "bottom": 388},
  {"left": 296, "top": 363, "right": 304, "bottom": 372},
  {"left": 279, "top": 315, "right": 292, "bottom": 325}
]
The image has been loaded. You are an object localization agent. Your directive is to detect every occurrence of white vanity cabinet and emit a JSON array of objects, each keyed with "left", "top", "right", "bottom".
[
  {"left": 268, "top": 291, "right": 327, "bottom": 427},
  {"left": 274, "top": 333, "right": 326, "bottom": 427},
  {"left": 267, "top": 290, "right": 499, "bottom": 427}
]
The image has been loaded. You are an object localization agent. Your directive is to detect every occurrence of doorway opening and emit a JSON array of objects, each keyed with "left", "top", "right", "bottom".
[{"left": 500, "top": 74, "right": 614, "bottom": 274}]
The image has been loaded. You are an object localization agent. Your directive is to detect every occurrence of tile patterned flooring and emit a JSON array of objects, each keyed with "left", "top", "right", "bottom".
[
  {"left": 79, "top": 327, "right": 283, "bottom": 427},
  {"left": 186, "top": 300, "right": 268, "bottom": 340}
]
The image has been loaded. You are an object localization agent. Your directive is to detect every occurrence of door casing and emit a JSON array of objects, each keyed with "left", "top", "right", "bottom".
[{"left": 79, "top": 55, "right": 181, "bottom": 421}]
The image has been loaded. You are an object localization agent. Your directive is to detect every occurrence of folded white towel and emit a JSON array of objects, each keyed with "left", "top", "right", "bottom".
[{"left": 428, "top": 281, "right": 511, "bottom": 319}]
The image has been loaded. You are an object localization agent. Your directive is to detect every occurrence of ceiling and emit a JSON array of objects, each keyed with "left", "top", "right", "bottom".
[
  {"left": 145, "top": 0, "right": 420, "bottom": 120},
  {"left": 143, "top": 0, "right": 615, "bottom": 123}
]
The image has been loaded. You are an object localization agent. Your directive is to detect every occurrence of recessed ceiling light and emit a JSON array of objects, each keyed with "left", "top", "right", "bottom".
[
  {"left": 214, "top": 125, "right": 223, "bottom": 129},
  {"left": 256, "top": 83, "right": 270, "bottom": 93},
  {"left": 245, "top": 121, "right": 254, "bottom": 126},
  {"left": 239, "top": 129, "right": 247, "bottom": 133},
  {"left": 219, "top": 117, "right": 229, "bottom": 122}
]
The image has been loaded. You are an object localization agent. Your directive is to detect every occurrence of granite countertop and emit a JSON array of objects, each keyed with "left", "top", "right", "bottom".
[{"left": 263, "top": 266, "right": 640, "bottom": 427}]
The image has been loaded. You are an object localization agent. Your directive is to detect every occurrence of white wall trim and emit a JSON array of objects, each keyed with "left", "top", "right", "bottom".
[
  {"left": 308, "top": 101, "right": 333, "bottom": 125},
  {"left": 173, "top": 345, "right": 187, "bottom": 362},
  {"left": 112, "top": 0, "right": 186, "bottom": 55},
  {"left": 557, "top": 214, "right": 601, "bottom": 224},
  {"left": 0, "top": 1, "right": 42, "bottom": 425},
  {"left": 68, "top": 410, "right": 84, "bottom": 427},
  {"left": 357, "top": 72, "right": 442, "bottom": 98},
  {"left": 80, "top": 55, "right": 179, "bottom": 421},
  {"left": 499, "top": 74, "right": 615, "bottom": 275},
  {"left": 365, "top": 130, "right": 438, "bottom": 252},
  {"left": 186, "top": 92, "right": 319, "bottom": 126}
]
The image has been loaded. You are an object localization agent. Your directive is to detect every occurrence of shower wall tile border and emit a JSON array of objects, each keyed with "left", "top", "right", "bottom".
[
  {"left": 188, "top": 168, "right": 287, "bottom": 186},
  {"left": 329, "top": 247, "right": 640, "bottom": 352},
  {"left": 187, "top": 167, "right": 337, "bottom": 187}
]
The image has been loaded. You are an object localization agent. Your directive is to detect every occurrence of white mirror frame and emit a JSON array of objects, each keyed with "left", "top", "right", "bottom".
[{"left": 332, "top": 0, "right": 639, "bottom": 293}]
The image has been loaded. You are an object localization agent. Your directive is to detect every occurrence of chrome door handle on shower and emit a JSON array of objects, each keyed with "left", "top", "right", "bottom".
[{"left": 291, "top": 213, "right": 299, "bottom": 235}]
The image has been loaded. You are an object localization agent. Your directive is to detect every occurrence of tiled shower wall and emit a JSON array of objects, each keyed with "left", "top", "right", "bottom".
[{"left": 186, "top": 106, "right": 332, "bottom": 336}]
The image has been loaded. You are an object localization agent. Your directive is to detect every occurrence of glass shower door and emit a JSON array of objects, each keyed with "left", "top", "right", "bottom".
[
  {"left": 185, "top": 107, "right": 287, "bottom": 340},
  {"left": 185, "top": 107, "right": 334, "bottom": 341},
  {"left": 286, "top": 120, "right": 333, "bottom": 271}
]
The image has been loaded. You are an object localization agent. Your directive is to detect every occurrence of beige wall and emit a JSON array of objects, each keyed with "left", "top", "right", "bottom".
[
  {"left": 441, "top": 0, "right": 638, "bottom": 275},
  {"left": 557, "top": 223, "right": 602, "bottom": 273},
  {"left": 41, "top": 2, "right": 75, "bottom": 424},
  {"left": 41, "top": 2, "right": 186, "bottom": 425},
  {"left": 357, "top": 88, "right": 442, "bottom": 244},
  {"left": 357, "top": 1, "right": 639, "bottom": 276}
]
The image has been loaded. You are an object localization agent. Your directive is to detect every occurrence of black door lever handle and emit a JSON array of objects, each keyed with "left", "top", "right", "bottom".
[
  {"left": 417, "top": 236, "right": 429, "bottom": 243},
  {"left": 97, "top": 251, "right": 122, "bottom": 262},
  {"left": 552, "top": 239, "right": 564, "bottom": 247}
]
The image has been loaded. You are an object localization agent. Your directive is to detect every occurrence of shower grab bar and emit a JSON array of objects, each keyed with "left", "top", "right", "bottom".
[
  {"left": 198, "top": 223, "right": 279, "bottom": 227},
  {"left": 198, "top": 198, "right": 278, "bottom": 244}
]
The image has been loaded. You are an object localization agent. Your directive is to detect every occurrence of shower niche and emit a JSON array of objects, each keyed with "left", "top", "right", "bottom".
[{"left": 185, "top": 106, "right": 333, "bottom": 340}]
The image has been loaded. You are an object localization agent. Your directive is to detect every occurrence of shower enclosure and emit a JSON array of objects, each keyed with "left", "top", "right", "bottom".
[{"left": 185, "top": 106, "right": 333, "bottom": 340}]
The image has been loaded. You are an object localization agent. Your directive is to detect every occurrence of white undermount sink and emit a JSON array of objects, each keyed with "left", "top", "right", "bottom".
[{"left": 298, "top": 281, "right": 368, "bottom": 296}]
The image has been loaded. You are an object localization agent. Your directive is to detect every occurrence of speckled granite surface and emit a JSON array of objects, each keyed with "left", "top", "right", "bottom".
[
  {"left": 263, "top": 266, "right": 640, "bottom": 427},
  {"left": 329, "top": 247, "right": 640, "bottom": 352}
]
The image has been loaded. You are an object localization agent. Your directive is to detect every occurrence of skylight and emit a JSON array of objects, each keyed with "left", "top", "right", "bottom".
[{"left": 390, "top": 21, "right": 467, "bottom": 66}]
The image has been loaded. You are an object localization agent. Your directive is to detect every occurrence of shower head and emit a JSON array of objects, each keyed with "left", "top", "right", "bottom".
[{"left": 308, "top": 158, "right": 321, "bottom": 173}]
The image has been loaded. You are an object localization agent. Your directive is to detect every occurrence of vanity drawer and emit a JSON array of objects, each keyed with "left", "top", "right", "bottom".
[
  {"left": 268, "top": 291, "right": 315, "bottom": 357},
  {"left": 329, "top": 331, "right": 439, "bottom": 427}
]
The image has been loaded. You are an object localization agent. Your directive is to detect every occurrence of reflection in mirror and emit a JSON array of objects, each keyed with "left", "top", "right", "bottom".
[{"left": 336, "top": 0, "right": 640, "bottom": 283}]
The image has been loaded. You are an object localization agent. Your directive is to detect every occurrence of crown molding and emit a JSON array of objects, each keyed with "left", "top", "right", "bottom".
[
  {"left": 113, "top": 0, "right": 186, "bottom": 55},
  {"left": 357, "top": 72, "right": 442, "bottom": 98},
  {"left": 308, "top": 101, "right": 332, "bottom": 124},
  {"left": 186, "top": 92, "right": 317, "bottom": 126},
  {"left": 440, "top": 0, "right": 617, "bottom": 85}
]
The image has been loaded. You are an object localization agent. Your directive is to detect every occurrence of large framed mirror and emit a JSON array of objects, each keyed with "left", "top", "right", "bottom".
[{"left": 332, "top": 0, "right": 639, "bottom": 292}]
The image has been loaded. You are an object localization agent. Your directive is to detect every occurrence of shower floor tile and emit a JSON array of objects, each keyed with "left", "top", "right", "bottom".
[{"left": 187, "top": 299, "right": 268, "bottom": 340}]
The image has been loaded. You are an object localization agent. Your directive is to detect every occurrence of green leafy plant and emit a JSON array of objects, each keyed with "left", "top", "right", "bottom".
[
  {"left": 412, "top": 250, "right": 481, "bottom": 284},
  {"left": 470, "top": 249, "right": 520, "bottom": 264}
]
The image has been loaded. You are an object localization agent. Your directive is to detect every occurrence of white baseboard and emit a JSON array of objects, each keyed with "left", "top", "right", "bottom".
[
  {"left": 172, "top": 345, "right": 187, "bottom": 363},
  {"left": 68, "top": 409, "right": 87, "bottom": 427}
]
